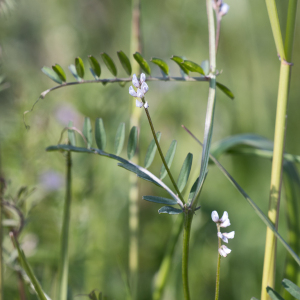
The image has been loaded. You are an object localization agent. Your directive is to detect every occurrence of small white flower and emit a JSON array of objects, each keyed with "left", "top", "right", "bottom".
[
  {"left": 136, "top": 99, "right": 143, "bottom": 108},
  {"left": 132, "top": 74, "right": 140, "bottom": 88},
  {"left": 218, "top": 245, "right": 231, "bottom": 257},
  {"left": 217, "top": 231, "right": 235, "bottom": 243},
  {"left": 211, "top": 211, "right": 231, "bottom": 228},
  {"left": 141, "top": 82, "right": 149, "bottom": 94},
  {"left": 129, "top": 86, "right": 137, "bottom": 97},
  {"left": 220, "top": 3, "right": 229, "bottom": 16},
  {"left": 140, "top": 73, "right": 146, "bottom": 84},
  {"left": 144, "top": 102, "right": 149, "bottom": 109},
  {"left": 137, "top": 88, "right": 144, "bottom": 98}
]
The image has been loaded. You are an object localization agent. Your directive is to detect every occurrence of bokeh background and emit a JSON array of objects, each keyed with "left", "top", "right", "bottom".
[{"left": 0, "top": 0, "right": 299, "bottom": 299}]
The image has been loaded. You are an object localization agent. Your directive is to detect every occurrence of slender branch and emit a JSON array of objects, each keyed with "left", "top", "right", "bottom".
[
  {"left": 182, "top": 212, "right": 193, "bottom": 300},
  {"left": 143, "top": 106, "right": 185, "bottom": 204},
  {"left": 58, "top": 149, "right": 72, "bottom": 300},
  {"left": 214, "top": 226, "right": 222, "bottom": 300}
]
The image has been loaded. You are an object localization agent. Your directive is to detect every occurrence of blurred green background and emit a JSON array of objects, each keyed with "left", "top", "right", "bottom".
[{"left": 0, "top": 0, "right": 299, "bottom": 299}]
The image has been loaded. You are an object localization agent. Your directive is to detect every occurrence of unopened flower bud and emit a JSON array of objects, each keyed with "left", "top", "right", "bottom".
[{"left": 220, "top": 3, "right": 229, "bottom": 16}]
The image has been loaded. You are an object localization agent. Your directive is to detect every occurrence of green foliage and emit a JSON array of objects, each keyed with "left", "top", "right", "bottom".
[
  {"left": 133, "top": 52, "right": 151, "bottom": 75},
  {"left": 95, "top": 118, "right": 106, "bottom": 151},
  {"left": 170, "top": 55, "right": 189, "bottom": 75},
  {"left": 158, "top": 206, "right": 183, "bottom": 214},
  {"left": 83, "top": 117, "right": 93, "bottom": 148},
  {"left": 75, "top": 57, "right": 85, "bottom": 78},
  {"left": 181, "top": 60, "right": 205, "bottom": 75},
  {"left": 41, "top": 66, "right": 63, "bottom": 84},
  {"left": 52, "top": 64, "right": 67, "bottom": 82},
  {"left": 159, "top": 140, "right": 177, "bottom": 180},
  {"left": 88, "top": 55, "right": 101, "bottom": 78},
  {"left": 68, "top": 64, "right": 81, "bottom": 81},
  {"left": 216, "top": 82, "right": 235, "bottom": 100},
  {"left": 127, "top": 126, "right": 138, "bottom": 160},
  {"left": 177, "top": 153, "right": 193, "bottom": 192},
  {"left": 117, "top": 51, "right": 132, "bottom": 75},
  {"left": 282, "top": 279, "right": 300, "bottom": 299},
  {"left": 151, "top": 57, "right": 169, "bottom": 75},
  {"left": 144, "top": 132, "right": 161, "bottom": 168},
  {"left": 114, "top": 123, "right": 125, "bottom": 156},
  {"left": 101, "top": 52, "right": 117, "bottom": 77},
  {"left": 142, "top": 195, "right": 177, "bottom": 205}
]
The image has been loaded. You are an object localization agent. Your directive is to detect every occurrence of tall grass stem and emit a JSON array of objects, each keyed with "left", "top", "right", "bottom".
[{"left": 58, "top": 150, "right": 72, "bottom": 300}]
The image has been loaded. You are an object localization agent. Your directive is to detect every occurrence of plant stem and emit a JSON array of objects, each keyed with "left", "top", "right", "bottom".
[
  {"left": 215, "top": 227, "right": 221, "bottom": 300},
  {"left": 182, "top": 211, "right": 193, "bottom": 300},
  {"left": 261, "top": 1, "right": 297, "bottom": 299},
  {"left": 0, "top": 177, "right": 3, "bottom": 300},
  {"left": 128, "top": 0, "right": 142, "bottom": 297},
  {"left": 58, "top": 150, "right": 72, "bottom": 300},
  {"left": 144, "top": 107, "right": 185, "bottom": 204}
]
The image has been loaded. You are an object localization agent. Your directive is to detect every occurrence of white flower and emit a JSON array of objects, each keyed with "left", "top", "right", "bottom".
[
  {"left": 129, "top": 86, "right": 137, "bottom": 97},
  {"left": 220, "top": 3, "right": 229, "bottom": 16},
  {"left": 217, "top": 231, "right": 235, "bottom": 243},
  {"left": 211, "top": 211, "right": 231, "bottom": 228},
  {"left": 136, "top": 99, "right": 143, "bottom": 108},
  {"left": 132, "top": 74, "right": 140, "bottom": 88},
  {"left": 144, "top": 102, "right": 149, "bottom": 109},
  {"left": 129, "top": 73, "right": 149, "bottom": 100},
  {"left": 218, "top": 245, "right": 231, "bottom": 257}
]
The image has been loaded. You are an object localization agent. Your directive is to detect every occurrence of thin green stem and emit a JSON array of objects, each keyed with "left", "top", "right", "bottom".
[
  {"left": 215, "top": 226, "right": 222, "bottom": 300},
  {"left": 58, "top": 150, "right": 72, "bottom": 300},
  {"left": 265, "top": 0, "right": 285, "bottom": 59},
  {"left": 0, "top": 178, "right": 3, "bottom": 300},
  {"left": 143, "top": 106, "right": 185, "bottom": 204},
  {"left": 261, "top": 1, "right": 298, "bottom": 299},
  {"left": 182, "top": 212, "right": 193, "bottom": 300}
]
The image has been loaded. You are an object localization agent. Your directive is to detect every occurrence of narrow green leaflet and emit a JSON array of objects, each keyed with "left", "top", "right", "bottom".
[
  {"left": 144, "top": 132, "right": 161, "bottom": 168},
  {"left": 182, "top": 60, "right": 205, "bottom": 75},
  {"left": 151, "top": 57, "right": 169, "bottom": 75},
  {"left": 52, "top": 64, "right": 67, "bottom": 82},
  {"left": 46, "top": 144, "right": 182, "bottom": 207},
  {"left": 117, "top": 50, "right": 132, "bottom": 75},
  {"left": 158, "top": 206, "right": 183, "bottom": 215},
  {"left": 282, "top": 279, "right": 300, "bottom": 299},
  {"left": 160, "top": 140, "right": 177, "bottom": 180},
  {"left": 41, "top": 66, "right": 63, "bottom": 84},
  {"left": 127, "top": 126, "right": 138, "bottom": 160},
  {"left": 95, "top": 118, "right": 106, "bottom": 150},
  {"left": 201, "top": 60, "right": 210, "bottom": 76},
  {"left": 114, "top": 123, "right": 125, "bottom": 156},
  {"left": 75, "top": 57, "right": 85, "bottom": 78},
  {"left": 88, "top": 55, "right": 101, "bottom": 78},
  {"left": 266, "top": 287, "right": 285, "bottom": 300},
  {"left": 68, "top": 121, "right": 76, "bottom": 146},
  {"left": 170, "top": 55, "right": 189, "bottom": 75},
  {"left": 177, "top": 153, "right": 193, "bottom": 192},
  {"left": 101, "top": 52, "right": 117, "bottom": 77},
  {"left": 143, "top": 195, "right": 177, "bottom": 205},
  {"left": 216, "top": 82, "right": 234, "bottom": 100},
  {"left": 83, "top": 117, "right": 93, "bottom": 148},
  {"left": 133, "top": 52, "right": 151, "bottom": 75},
  {"left": 11, "top": 234, "right": 50, "bottom": 300},
  {"left": 68, "top": 64, "right": 81, "bottom": 81}
]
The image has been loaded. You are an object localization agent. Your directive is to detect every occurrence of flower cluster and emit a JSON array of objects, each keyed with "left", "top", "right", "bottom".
[
  {"left": 129, "top": 73, "right": 149, "bottom": 108},
  {"left": 211, "top": 211, "right": 235, "bottom": 257},
  {"left": 212, "top": 0, "right": 230, "bottom": 17}
]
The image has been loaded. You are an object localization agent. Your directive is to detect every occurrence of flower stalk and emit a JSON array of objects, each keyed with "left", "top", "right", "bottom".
[{"left": 261, "top": 1, "right": 298, "bottom": 299}]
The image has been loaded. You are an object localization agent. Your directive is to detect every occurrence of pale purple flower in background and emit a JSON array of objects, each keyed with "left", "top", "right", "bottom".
[
  {"left": 220, "top": 3, "right": 230, "bottom": 16},
  {"left": 39, "top": 170, "right": 64, "bottom": 191},
  {"left": 55, "top": 103, "right": 81, "bottom": 127},
  {"left": 217, "top": 231, "right": 235, "bottom": 243}
]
